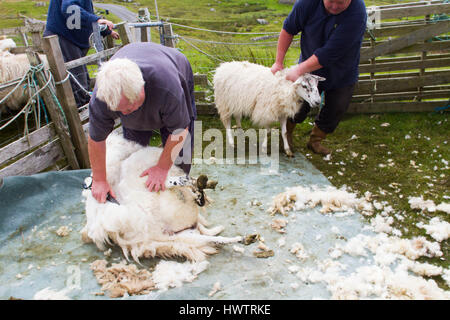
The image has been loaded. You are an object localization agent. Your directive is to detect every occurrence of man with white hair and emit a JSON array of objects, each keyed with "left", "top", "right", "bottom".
[
  {"left": 88, "top": 42, "right": 196, "bottom": 203},
  {"left": 271, "top": 0, "right": 367, "bottom": 155}
]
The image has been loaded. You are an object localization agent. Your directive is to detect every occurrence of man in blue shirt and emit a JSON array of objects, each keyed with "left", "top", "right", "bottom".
[
  {"left": 271, "top": 0, "right": 367, "bottom": 155},
  {"left": 44, "top": 0, "right": 119, "bottom": 107}
]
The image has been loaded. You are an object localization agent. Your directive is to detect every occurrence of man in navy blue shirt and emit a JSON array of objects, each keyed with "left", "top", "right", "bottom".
[
  {"left": 271, "top": 0, "right": 367, "bottom": 155},
  {"left": 44, "top": 0, "right": 119, "bottom": 107}
]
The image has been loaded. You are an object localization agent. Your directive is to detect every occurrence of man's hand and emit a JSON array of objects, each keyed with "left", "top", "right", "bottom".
[
  {"left": 286, "top": 64, "right": 302, "bottom": 82},
  {"left": 140, "top": 165, "right": 169, "bottom": 192},
  {"left": 91, "top": 179, "right": 116, "bottom": 203},
  {"left": 98, "top": 18, "right": 114, "bottom": 30},
  {"left": 270, "top": 62, "right": 284, "bottom": 75},
  {"left": 110, "top": 30, "right": 120, "bottom": 39}
]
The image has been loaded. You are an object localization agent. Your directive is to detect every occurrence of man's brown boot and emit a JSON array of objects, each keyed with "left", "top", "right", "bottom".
[{"left": 307, "top": 125, "right": 331, "bottom": 155}]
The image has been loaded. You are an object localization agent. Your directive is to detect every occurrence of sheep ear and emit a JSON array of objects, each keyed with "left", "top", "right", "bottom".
[
  {"left": 292, "top": 77, "right": 303, "bottom": 86},
  {"left": 312, "top": 75, "right": 326, "bottom": 82}
]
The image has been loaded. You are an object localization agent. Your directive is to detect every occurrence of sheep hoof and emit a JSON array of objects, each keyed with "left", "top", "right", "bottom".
[{"left": 285, "top": 150, "right": 294, "bottom": 158}]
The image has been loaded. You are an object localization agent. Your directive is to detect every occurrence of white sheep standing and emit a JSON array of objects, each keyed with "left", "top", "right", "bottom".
[
  {"left": 213, "top": 61, "right": 324, "bottom": 156},
  {"left": 81, "top": 133, "right": 243, "bottom": 263},
  {"left": 0, "top": 50, "right": 49, "bottom": 113}
]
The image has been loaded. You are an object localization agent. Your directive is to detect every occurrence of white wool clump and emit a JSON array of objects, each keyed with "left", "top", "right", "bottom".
[
  {"left": 288, "top": 265, "right": 301, "bottom": 273},
  {"left": 403, "top": 260, "right": 443, "bottom": 277},
  {"left": 152, "top": 260, "right": 209, "bottom": 291},
  {"left": 269, "top": 185, "right": 373, "bottom": 216},
  {"left": 417, "top": 217, "right": 450, "bottom": 242},
  {"left": 82, "top": 133, "right": 242, "bottom": 263},
  {"left": 370, "top": 215, "right": 394, "bottom": 234},
  {"left": 408, "top": 196, "right": 437, "bottom": 212},
  {"left": 436, "top": 202, "right": 450, "bottom": 214},
  {"left": 290, "top": 242, "right": 309, "bottom": 260},
  {"left": 56, "top": 226, "right": 71, "bottom": 237},
  {"left": 90, "top": 259, "right": 154, "bottom": 298},
  {"left": 443, "top": 269, "right": 450, "bottom": 287},
  {"left": 365, "top": 234, "right": 443, "bottom": 261},
  {"left": 213, "top": 61, "right": 322, "bottom": 156},
  {"left": 277, "top": 237, "right": 286, "bottom": 248},
  {"left": 340, "top": 234, "right": 370, "bottom": 257},
  {"left": 33, "top": 287, "right": 71, "bottom": 300},
  {"left": 329, "top": 248, "right": 343, "bottom": 259}
]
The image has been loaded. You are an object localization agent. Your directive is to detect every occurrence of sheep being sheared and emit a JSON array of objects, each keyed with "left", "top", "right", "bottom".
[
  {"left": 81, "top": 133, "right": 243, "bottom": 262},
  {"left": 213, "top": 61, "right": 324, "bottom": 156}
]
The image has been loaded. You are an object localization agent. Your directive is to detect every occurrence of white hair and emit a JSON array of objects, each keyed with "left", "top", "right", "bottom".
[{"left": 95, "top": 58, "right": 145, "bottom": 111}]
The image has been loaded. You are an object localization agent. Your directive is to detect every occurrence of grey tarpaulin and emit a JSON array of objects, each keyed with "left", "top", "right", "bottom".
[{"left": 0, "top": 155, "right": 372, "bottom": 300}]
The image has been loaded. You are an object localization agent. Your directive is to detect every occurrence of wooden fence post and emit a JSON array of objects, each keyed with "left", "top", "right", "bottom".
[
  {"left": 26, "top": 50, "right": 80, "bottom": 170},
  {"left": 105, "top": 34, "right": 114, "bottom": 49},
  {"left": 138, "top": 8, "right": 151, "bottom": 42},
  {"left": 42, "top": 35, "right": 90, "bottom": 169},
  {"left": 116, "top": 22, "right": 134, "bottom": 45},
  {"left": 162, "top": 23, "right": 176, "bottom": 48}
]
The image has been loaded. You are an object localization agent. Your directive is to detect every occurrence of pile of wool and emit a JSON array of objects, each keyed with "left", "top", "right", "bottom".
[
  {"left": 269, "top": 185, "right": 449, "bottom": 299},
  {"left": 408, "top": 196, "right": 450, "bottom": 214},
  {"left": 417, "top": 217, "right": 450, "bottom": 242},
  {"left": 152, "top": 260, "right": 209, "bottom": 291},
  {"left": 90, "top": 259, "right": 210, "bottom": 297},
  {"left": 295, "top": 264, "right": 449, "bottom": 300},
  {"left": 91, "top": 259, "right": 155, "bottom": 298},
  {"left": 82, "top": 133, "right": 242, "bottom": 263},
  {"left": 269, "top": 185, "right": 373, "bottom": 216},
  {"left": 294, "top": 233, "right": 449, "bottom": 299}
]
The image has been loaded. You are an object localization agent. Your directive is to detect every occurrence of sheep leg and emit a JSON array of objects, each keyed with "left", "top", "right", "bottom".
[
  {"left": 223, "top": 117, "right": 234, "bottom": 148},
  {"left": 235, "top": 115, "right": 242, "bottom": 128},
  {"left": 280, "top": 117, "right": 294, "bottom": 157}
]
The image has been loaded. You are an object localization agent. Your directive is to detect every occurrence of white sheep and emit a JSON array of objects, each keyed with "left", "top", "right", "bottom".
[
  {"left": 0, "top": 51, "right": 49, "bottom": 113},
  {"left": 213, "top": 61, "right": 324, "bottom": 156},
  {"left": 0, "top": 37, "right": 17, "bottom": 52},
  {"left": 81, "top": 133, "right": 243, "bottom": 263}
]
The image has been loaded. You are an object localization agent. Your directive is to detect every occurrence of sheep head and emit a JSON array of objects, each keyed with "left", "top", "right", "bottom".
[
  {"left": 187, "top": 174, "right": 218, "bottom": 207},
  {"left": 293, "top": 73, "right": 325, "bottom": 108}
]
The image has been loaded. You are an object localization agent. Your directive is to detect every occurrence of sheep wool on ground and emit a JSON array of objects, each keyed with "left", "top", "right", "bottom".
[{"left": 269, "top": 185, "right": 450, "bottom": 299}]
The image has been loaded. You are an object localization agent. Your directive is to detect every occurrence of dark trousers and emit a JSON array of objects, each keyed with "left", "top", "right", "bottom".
[
  {"left": 122, "top": 95, "right": 197, "bottom": 175},
  {"left": 292, "top": 84, "right": 355, "bottom": 134},
  {"left": 43, "top": 30, "right": 91, "bottom": 108},
  {"left": 122, "top": 120, "right": 195, "bottom": 175}
]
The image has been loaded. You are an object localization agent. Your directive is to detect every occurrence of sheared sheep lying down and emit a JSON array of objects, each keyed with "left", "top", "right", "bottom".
[{"left": 81, "top": 133, "right": 242, "bottom": 262}]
